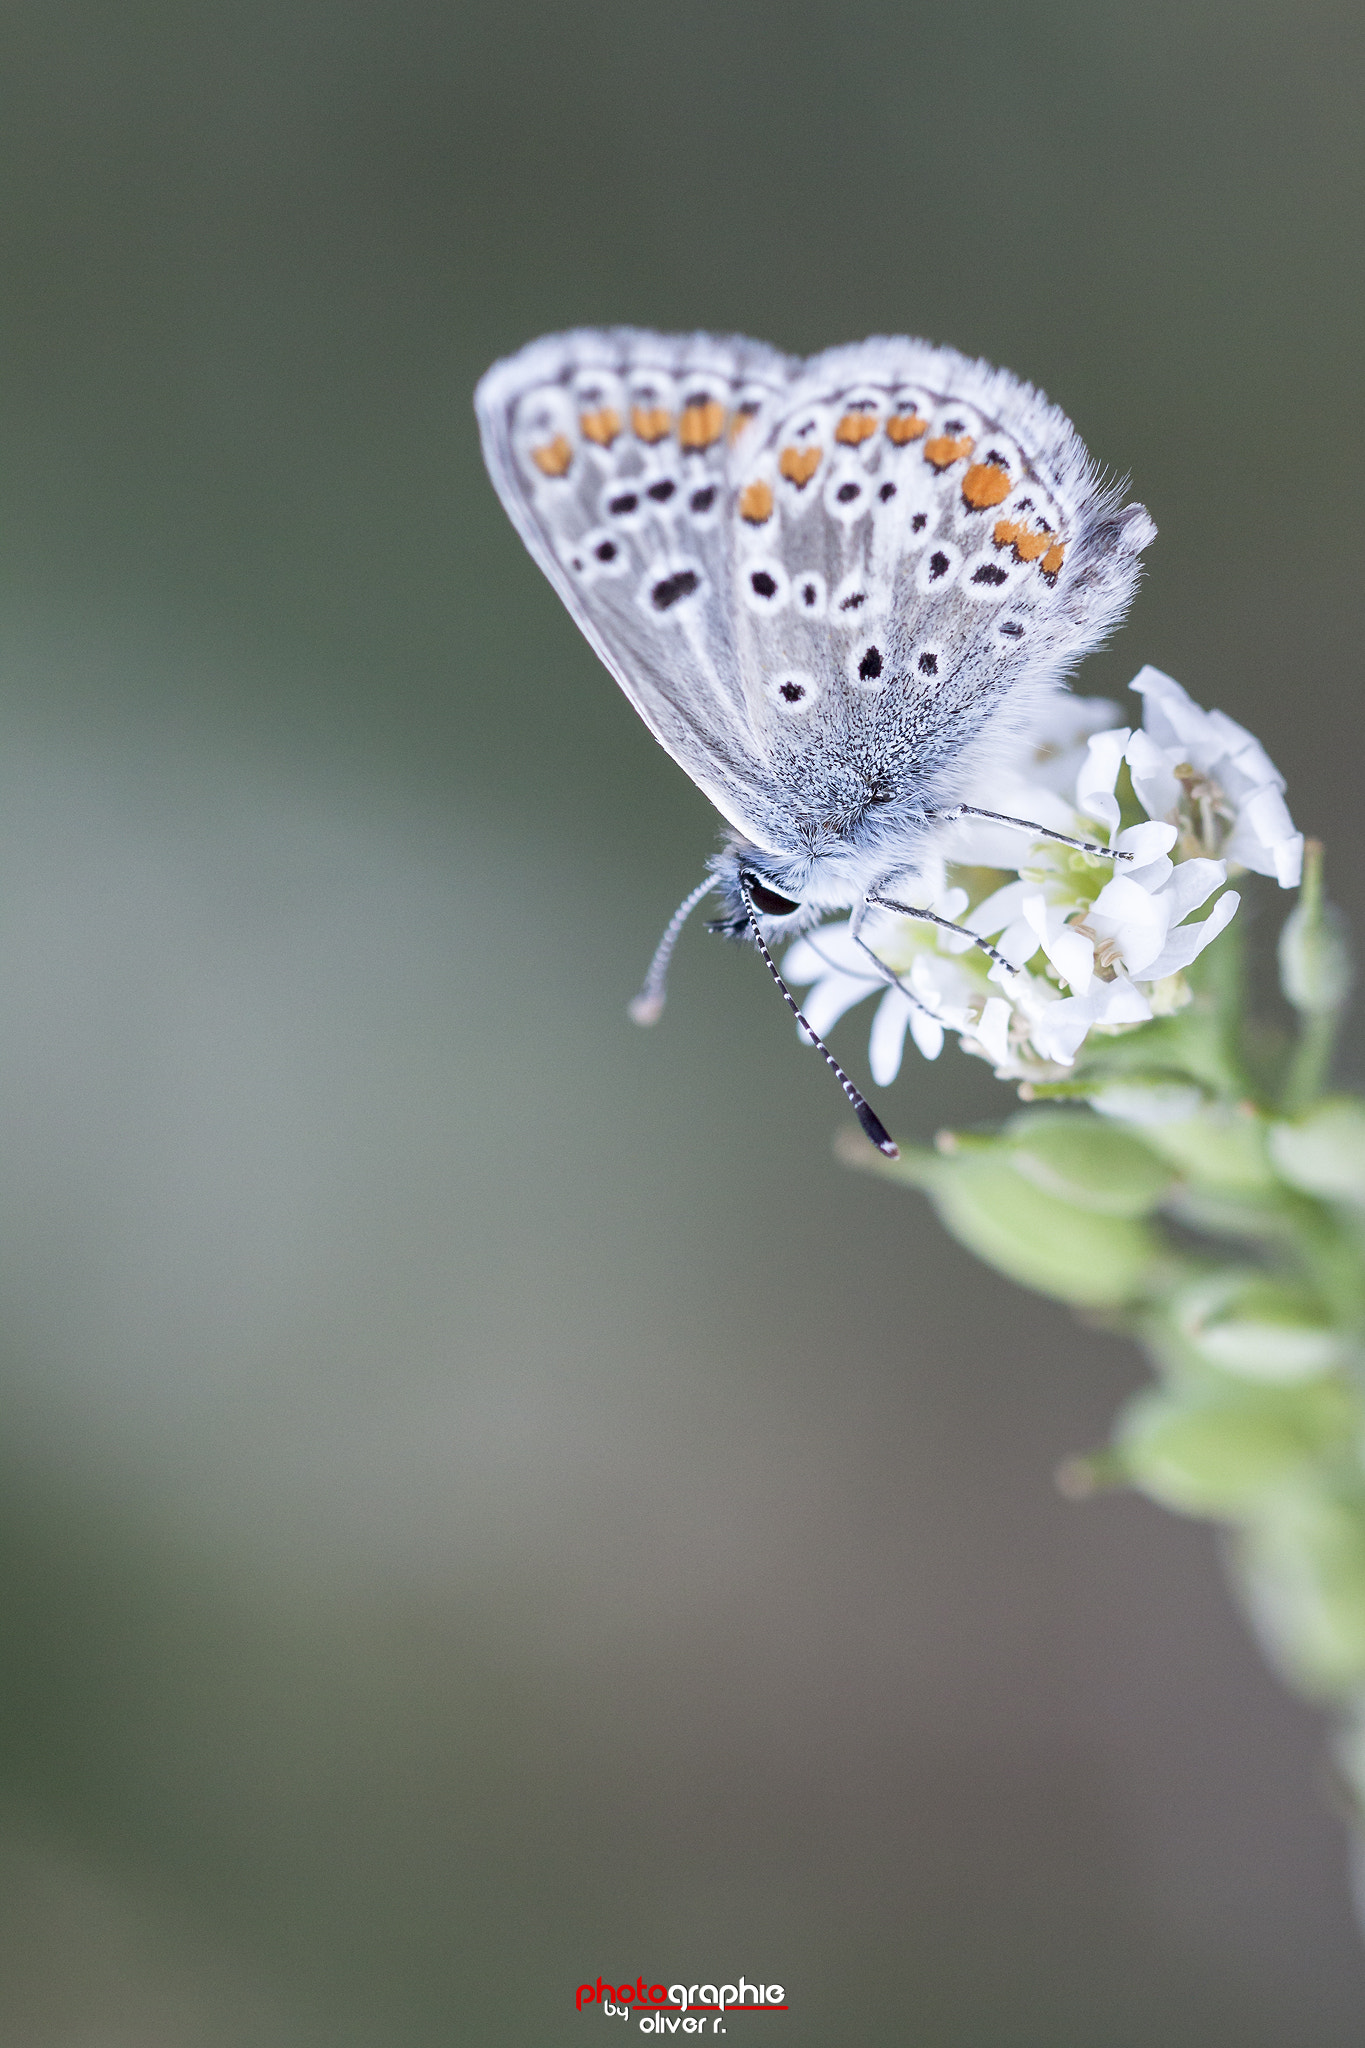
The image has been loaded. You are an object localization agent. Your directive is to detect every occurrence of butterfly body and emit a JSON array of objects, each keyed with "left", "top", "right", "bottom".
[{"left": 475, "top": 328, "right": 1154, "bottom": 941}]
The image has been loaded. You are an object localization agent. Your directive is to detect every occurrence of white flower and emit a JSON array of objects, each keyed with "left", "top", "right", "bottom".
[
  {"left": 1128, "top": 665, "right": 1303, "bottom": 887},
  {"left": 785, "top": 669, "right": 1300, "bottom": 1088}
]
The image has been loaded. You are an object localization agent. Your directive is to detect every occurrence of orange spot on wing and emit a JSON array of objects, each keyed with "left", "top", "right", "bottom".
[
  {"left": 631, "top": 405, "right": 672, "bottom": 444},
  {"left": 923, "top": 434, "right": 975, "bottom": 471},
  {"left": 779, "top": 445, "right": 822, "bottom": 488},
  {"left": 961, "top": 462, "right": 1012, "bottom": 510},
  {"left": 885, "top": 412, "right": 927, "bottom": 444},
  {"left": 834, "top": 411, "right": 878, "bottom": 445},
  {"left": 739, "top": 480, "right": 774, "bottom": 524},
  {"left": 993, "top": 515, "right": 1064, "bottom": 567},
  {"left": 579, "top": 406, "right": 621, "bottom": 447},
  {"left": 679, "top": 399, "right": 726, "bottom": 450},
  {"left": 531, "top": 435, "right": 572, "bottom": 478},
  {"left": 729, "top": 403, "right": 760, "bottom": 444}
]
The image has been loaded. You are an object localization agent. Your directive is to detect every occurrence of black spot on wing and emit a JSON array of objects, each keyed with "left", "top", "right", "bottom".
[{"left": 651, "top": 570, "right": 699, "bottom": 610}]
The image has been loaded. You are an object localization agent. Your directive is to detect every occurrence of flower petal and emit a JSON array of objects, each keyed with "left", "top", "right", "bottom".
[
  {"left": 869, "top": 986, "right": 915, "bottom": 1083},
  {"left": 1028, "top": 995, "right": 1097, "bottom": 1066},
  {"left": 1224, "top": 786, "right": 1303, "bottom": 887},
  {"left": 1075, "top": 728, "right": 1129, "bottom": 838},
  {"left": 800, "top": 972, "right": 878, "bottom": 1039},
  {"left": 908, "top": 1002, "right": 945, "bottom": 1063},
  {"left": 1130, "top": 665, "right": 1212, "bottom": 752},
  {"left": 784, "top": 923, "right": 865, "bottom": 981},
  {"left": 1029, "top": 977, "right": 1153, "bottom": 1066},
  {"left": 1046, "top": 923, "right": 1096, "bottom": 996},
  {"left": 1274, "top": 835, "right": 1306, "bottom": 890},
  {"left": 966, "top": 878, "right": 1033, "bottom": 937},
  {"left": 1157, "top": 855, "right": 1227, "bottom": 925},
  {"left": 1022, "top": 892, "right": 1094, "bottom": 994},
  {"left": 1090, "top": 875, "right": 1172, "bottom": 975},
  {"left": 1139, "top": 890, "right": 1241, "bottom": 981},
  {"left": 1115, "top": 819, "right": 1178, "bottom": 864},
  {"left": 974, "top": 996, "right": 1012, "bottom": 1068},
  {"left": 1124, "top": 727, "right": 1181, "bottom": 822}
]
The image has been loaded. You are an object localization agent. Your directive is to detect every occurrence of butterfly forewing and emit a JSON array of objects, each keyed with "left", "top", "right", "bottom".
[{"left": 475, "top": 328, "right": 799, "bottom": 842}]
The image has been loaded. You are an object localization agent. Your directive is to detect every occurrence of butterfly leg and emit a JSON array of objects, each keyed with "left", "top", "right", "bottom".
[
  {"left": 866, "top": 890, "right": 1018, "bottom": 979},
  {"left": 930, "top": 805, "right": 1133, "bottom": 862}
]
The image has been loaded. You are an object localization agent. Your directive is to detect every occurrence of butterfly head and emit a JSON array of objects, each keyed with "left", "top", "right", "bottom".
[{"left": 706, "top": 843, "right": 814, "bottom": 940}]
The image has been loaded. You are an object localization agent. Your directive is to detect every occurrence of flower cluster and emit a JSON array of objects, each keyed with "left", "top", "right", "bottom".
[{"left": 786, "top": 667, "right": 1304, "bottom": 1089}]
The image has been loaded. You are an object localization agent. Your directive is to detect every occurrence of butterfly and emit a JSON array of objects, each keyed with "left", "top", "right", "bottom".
[{"left": 475, "top": 328, "right": 1155, "bottom": 1154}]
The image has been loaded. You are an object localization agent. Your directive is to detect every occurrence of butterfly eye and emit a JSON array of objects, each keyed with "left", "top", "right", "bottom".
[{"left": 743, "top": 876, "right": 802, "bottom": 918}]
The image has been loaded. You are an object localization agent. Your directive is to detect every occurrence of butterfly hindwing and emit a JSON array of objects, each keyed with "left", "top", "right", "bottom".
[{"left": 724, "top": 339, "right": 1153, "bottom": 838}]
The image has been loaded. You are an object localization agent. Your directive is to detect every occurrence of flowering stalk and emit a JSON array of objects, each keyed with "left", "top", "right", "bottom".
[{"left": 794, "top": 668, "right": 1365, "bottom": 1915}]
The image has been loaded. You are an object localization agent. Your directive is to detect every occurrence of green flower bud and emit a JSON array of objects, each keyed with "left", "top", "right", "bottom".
[
  {"left": 1139, "top": 1108, "right": 1277, "bottom": 1192},
  {"left": 1115, "top": 1378, "right": 1353, "bottom": 1517},
  {"left": 1233, "top": 1487, "right": 1365, "bottom": 1697},
  {"left": 1278, "top": 842, "right": 1353, "bottom": 1015},
  {"left": 1173, "top": 1269, "right": 1347, "bottom": 1382},
  {"left": 1001, "top": 1111, "right": 1175, "bottom": 1217},
  {"left": 1084, "top": 1076, "right": 1207, "bottom": 1127},
  {"left": 929, "top": 1150, "right": 1157, "bottom": 1307},
  {"left": 1268, "top": 1099, "right": 1365, "bottom": 1206}
]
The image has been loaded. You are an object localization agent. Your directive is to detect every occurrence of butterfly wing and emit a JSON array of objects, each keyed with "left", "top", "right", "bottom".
[
  {"left": 475, "top": 327, "right": 801, "bottom": 843},
  {"left": 477, "top": 330, "right": 1154, "bottom": 868},
  {"left": 723, "top": 338, "right": 1155, "bottom": 844}
]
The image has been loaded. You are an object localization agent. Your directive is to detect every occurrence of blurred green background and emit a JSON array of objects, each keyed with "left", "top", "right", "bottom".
[{"left": 0, "top": 2, "right": 1361, "bottom": 2041}]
